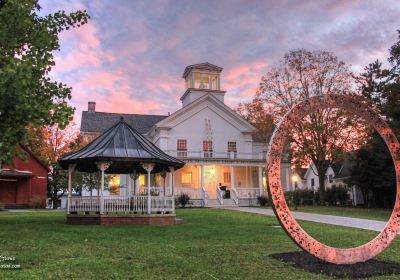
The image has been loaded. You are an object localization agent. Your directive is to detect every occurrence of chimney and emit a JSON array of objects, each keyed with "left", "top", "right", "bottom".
[{"left": 88, "top": 101, "right": 96, "bottom": 113}]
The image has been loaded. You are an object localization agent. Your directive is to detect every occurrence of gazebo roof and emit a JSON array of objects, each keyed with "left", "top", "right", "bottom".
[{"left": 58, "top": 118, "right": 185, "bottom": 174}]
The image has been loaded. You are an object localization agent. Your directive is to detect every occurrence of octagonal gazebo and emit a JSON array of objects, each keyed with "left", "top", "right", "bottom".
[{"left": 58, "top": 117, "right": 185, "bottom": 225}]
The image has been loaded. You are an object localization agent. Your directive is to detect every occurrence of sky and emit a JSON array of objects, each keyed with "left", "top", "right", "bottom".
[{"left": 40, "top": 0, "right": 400, "bottom": 124}]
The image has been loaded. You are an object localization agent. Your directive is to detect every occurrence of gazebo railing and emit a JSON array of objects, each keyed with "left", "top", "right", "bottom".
[
  {"left": 69, "top": 196, "right": 174, "bottom": 214},
  {"left": 70, "top": 197, "right": 100, "bottom": 212}
]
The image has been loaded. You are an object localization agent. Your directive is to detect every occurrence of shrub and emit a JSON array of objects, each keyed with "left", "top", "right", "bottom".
[
  {"left": 0, "top": 203, "right": 5, "bottom": 211},
  {"left": 176, "top": 193, "right": 190, "bottom": 208},
  {"left": 325, "top": 185, "right": 349, "bottom": 206},
  {"left": 284, "top": 191, "right": 294, "bottom": 206},
  {"left": 29, "top": 195, "right": 45, "bottom": 209},
  {"left": 257, "top": 195, "right": 269, "bottom": 206},
  {"left": 285, "top": 188, "right": 316, "bottom": 206}
]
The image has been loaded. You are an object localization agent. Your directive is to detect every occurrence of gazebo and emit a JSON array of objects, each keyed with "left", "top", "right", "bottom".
[{"left": 58, "top": 117, "right": 185, "bottom": 225}]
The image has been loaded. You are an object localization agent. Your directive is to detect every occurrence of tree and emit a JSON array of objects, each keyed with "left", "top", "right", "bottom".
[
  {"left": 26, "top": 123, "right": 82, "bottom": 208},
  {"left": 349, "top": 30, "right": 400, "bottom": 208},
  {"left": 236, "top": 96, "right": 275, "bottom": 143},
  {"left": 258, "top": 49, "right": 363, "bottom": 204},
  {"left": 0, "top": 0, "right": 89, "bottom": 164}
]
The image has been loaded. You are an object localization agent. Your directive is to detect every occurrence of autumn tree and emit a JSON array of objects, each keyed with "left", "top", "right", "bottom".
[
  {"left": 258, "top": 49, "right": 363, "bottom": 203},
  {"left": 236, "top": 96, "right": 275, "bottom": 143},
  {"left": 0, "top": 0, "right": 89, "bottom": 164},
  {"left": 26, "top": 123, "right": 82, "bottom": 208}
]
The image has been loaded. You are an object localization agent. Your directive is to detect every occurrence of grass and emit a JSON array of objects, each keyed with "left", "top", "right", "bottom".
[
  {"left": 0, "top": 209, "right": 399, "bottom": 279},
  {"left": 290, "top": 206, "right": 392, "bottom": 221}
]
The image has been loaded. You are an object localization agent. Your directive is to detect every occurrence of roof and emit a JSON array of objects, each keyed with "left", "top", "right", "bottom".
[
  {"left": 0, "top": 169, "right": 33, "bottom": 178},
  {"left": 81, "top": 111, "right": 167, "bottom": 134},
  {"left": 296, "top": 168, "right": 308, "bottom": 179},
  {"left": 156, "top": 93, "right": 257, "bottom": 133},
  {"left": 335, "top": 161, "right": 354, "bottom": 179},
  {"left": 19, "top": 145, "right": 50, "bottom": 172},
  {"left": 182, "top": 62, "right": 223, "bottom": 78},
  {"left": 59, "top": 118, "right": 185, "bottom": 174}
]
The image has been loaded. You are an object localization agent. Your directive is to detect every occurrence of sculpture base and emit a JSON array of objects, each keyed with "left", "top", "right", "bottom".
[
  {"left": 271, "top": 251, "right": 400, "bottom": 279},
  {"left": 66, "top": 214, "right": 180, "bottom": 225}
]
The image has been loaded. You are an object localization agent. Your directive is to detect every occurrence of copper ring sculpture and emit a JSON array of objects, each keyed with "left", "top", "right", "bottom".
[{"left": 266, "top": 94, "right": 400, "bottom": 264}]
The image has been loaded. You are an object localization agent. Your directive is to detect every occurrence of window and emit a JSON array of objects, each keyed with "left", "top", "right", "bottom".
[
  {"left": 181, "top": 172, "right": 192, "bottom": 185},
  {"left": 210, "top": 74, "right": 218, "bottom": 90},
  {"left": 227, "top": 141, "right": 237, "bottom": 152},
  {"left": 328, "top": 174, "right": 333, "bottom": 183},
  {"left": 177, "top": 139, "right": 187, "bottom": 157},
  {"left": 227, "top": 141, "right": 237, "bottom": 158},
  {"left": 109, "top": 175, "right": 120, "bottom": 195},
  {"left": 201, "top": 74, "right": 210, "bottom": 89},
  {"left": 203, "top": 140, "right": 213, "bottom": 158},
  {"left": 194, "top": 72, "right": 201, "bottom": 88},
  {"left": 311, "top": 178, "right": 315, "bottom": 187},
  {"left": 224, "top": 172, "right": 231, "bottom": 184}
]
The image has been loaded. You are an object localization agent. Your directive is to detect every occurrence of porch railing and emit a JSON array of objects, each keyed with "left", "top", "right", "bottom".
[
  {"left": 216, "top": 187, "right": 224, "bottom": 205},
  {"left": 165, "top": 150, "right": 265, "bottom": 160},
  {"left": 69, "top": 196, "right": 174, "bottom": 214},
  {"left": 236, "top": 188, "right": 260, "bottom": 198},
  {"left": 175, "top": 187, "right": 201, "bottom": 199},
  {"left": 70, "top": 197, "right": 100, "bottom": 212},
  {"left": 231, "top": 186, "right": 239, "bottom": 204},
  {"left": 200, "top": 187, "right": 208, "bottom": 207}
]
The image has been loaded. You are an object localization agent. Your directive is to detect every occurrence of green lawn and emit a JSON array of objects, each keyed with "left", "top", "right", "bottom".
[
  {"left": 290, "top": 206, "right": 392, "bottom": 221},
  {"left": 0, "top": 209, "right": 399, "bottom": 279}
]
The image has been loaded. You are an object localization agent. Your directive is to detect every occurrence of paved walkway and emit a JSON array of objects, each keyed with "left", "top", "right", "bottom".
[{"left": 220, "top": 206, "right": 389, "bottom": 233}]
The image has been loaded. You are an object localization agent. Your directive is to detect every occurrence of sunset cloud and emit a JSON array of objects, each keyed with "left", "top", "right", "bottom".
[{"left": 41, "top": 0, "right": 400, "bottom": 124}]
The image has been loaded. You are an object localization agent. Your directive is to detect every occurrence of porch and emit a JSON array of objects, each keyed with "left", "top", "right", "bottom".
[{"left": 172, "top": 164, "right": 267, "bottom": 207}]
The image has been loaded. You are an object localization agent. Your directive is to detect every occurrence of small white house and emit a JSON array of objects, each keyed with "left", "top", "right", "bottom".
[{"left": 290, "top": 161, "right": 364, "bottom": 205}]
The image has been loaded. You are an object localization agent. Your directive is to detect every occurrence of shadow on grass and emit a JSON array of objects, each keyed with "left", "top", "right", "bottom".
[{"left": 271, "top": 251, "right": 400, "bottom": 279}]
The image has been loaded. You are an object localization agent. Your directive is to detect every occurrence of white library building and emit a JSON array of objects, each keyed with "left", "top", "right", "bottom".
[{"left": 80, "top": 63, "right": 292, "bottom": 206}]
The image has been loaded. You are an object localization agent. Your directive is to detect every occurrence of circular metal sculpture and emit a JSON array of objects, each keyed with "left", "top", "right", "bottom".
[{"left": 266, "top": 94, "right": 400, "bottom": 264}]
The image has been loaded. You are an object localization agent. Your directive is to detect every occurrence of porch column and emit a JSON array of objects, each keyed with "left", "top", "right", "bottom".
[
  {"left": 230, "top": 165, "right": 235, "bottom": 190},
  {"left": 245, "top": 166, "right": 248, "bottom": 188},
  {"left": 96, "top": 162, "right": 111, "bottom": 214},
  {"left": 142, "top": 163, "right": 155, "bottom": 214},
  {"left": 200, "top": 165, "right": 204, "bottom": 196},
  {"left": 258, "top": 166, "right": 263, "bottom": 195},
  {"left": 67, "top": 164, "right": 76, "bottom": 214}
]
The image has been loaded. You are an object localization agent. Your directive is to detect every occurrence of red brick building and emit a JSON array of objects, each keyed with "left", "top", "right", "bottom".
[{"left": 0, "top": 146, "right": 49, "bottom": 208}]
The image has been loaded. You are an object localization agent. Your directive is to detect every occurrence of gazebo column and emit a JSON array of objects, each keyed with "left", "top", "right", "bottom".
[
  {"left": 67, "top": 164, "right": 76, "bottom": 214},
  {"left": 161, "top": 169, "right": 167, "bottom": 197},
  {"left": 129, "top": 171, "right": 138, "bottom": 196},
  {"left": 170, "top": 167, "right": 175, "bottom": 212},
  {"left": 96, "top": 162, "right": 111, "bottom": 214},
  {"left": 142, "top": 163, "right": 155, "bottom": 215},
  {"left": 169, "top": 167, "right": 175, "bottom": 196}
]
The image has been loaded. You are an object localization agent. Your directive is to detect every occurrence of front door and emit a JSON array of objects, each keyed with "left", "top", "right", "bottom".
[
  {"left": 204, "top": 166, "right": 217, "bottom": 198},
  {"left": 0, "top": 180, "right": 18, "bottom": 204}
]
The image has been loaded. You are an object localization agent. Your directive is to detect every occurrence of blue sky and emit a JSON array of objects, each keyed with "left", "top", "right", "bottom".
[{"left": 40, "top": 0, "right": 400, "bottom": 123}]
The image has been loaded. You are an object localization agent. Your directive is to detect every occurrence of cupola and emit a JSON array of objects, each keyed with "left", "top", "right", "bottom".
[{"left": 180, "top": 62, "right": 226, "bottom": 107}]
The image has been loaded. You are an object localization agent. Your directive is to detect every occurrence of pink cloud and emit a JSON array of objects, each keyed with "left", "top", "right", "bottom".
[{"left": 53, "top": 22, "right": 114, "bottom": 73}]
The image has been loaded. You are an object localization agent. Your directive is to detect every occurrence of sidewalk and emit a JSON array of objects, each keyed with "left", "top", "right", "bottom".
[{"left": 220, "top": 206, "right": 389, "bottom": 232}]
